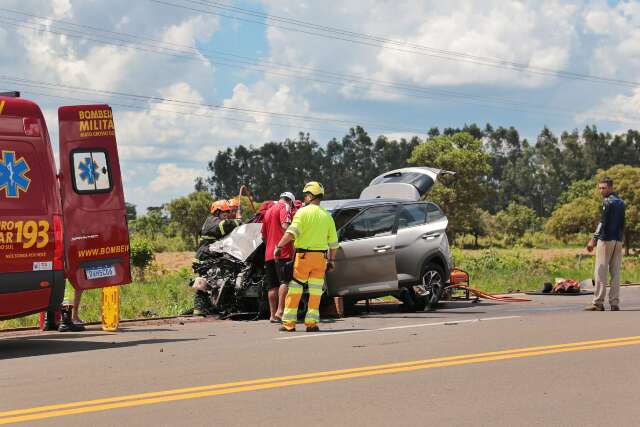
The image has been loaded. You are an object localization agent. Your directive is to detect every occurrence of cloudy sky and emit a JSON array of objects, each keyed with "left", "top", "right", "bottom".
[{"left": 1, "top": 0, "right": 638, "bottom": 211}]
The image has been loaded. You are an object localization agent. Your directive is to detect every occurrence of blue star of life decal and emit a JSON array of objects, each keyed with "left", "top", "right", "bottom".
[
  {"left": 78, "top": 157, "right": 100, "bottom": 184},
  {"left": 0, "top": 150, "right": 31, "bottom": 199}
]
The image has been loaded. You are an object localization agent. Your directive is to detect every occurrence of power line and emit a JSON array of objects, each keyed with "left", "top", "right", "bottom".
[
  {"left": 0, "top": 84, "right": 352, "bottom": 136},
  {"left": 0, "top": 11, "right": 633, "bottom": 125},
  {"left": 151, "top": 0, "right": 640, "bottom": 89},
  {"left": 0, "top": 8, "right": 519, "bottom": 106},
  {"left": 0, "top": 9, "right": 550, "bottom": 110},
  {"left": 0, "top": 75, "right": 436, "bottom": 134}
]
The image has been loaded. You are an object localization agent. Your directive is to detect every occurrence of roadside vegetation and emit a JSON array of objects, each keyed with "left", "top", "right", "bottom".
[
  {"left": 453, "top": 249, "right": 640, "bottom": 294},
  {"left": 0, "top": 267, "right": 194, "bottom": 330},
  {"left": 3, "top": 126, "right": 639, "bottom": 329}
]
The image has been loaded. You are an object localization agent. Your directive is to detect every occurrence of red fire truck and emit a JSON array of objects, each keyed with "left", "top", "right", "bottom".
[{"left": 0, "top": 92, "right": 131, "bottom": 321}]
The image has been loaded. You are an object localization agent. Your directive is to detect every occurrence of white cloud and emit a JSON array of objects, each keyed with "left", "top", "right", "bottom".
[
  {"left": 162, "top": 15, "right": 218, "bottom": 46},
  {"left": 577, "top": 88, "right": 640, "bottom": 126},
  {"left": 582, "top": 1, "right": 640, "bottom": 78},
  {"left": 262, "top": 0, "right": 580, "bottom": 93},
  {"left": 115, "top": 80, "right": 312, "bottom": 162},
  {"left": 150, "top": 163, "right": 202, "bottom": 192},
  {"left": 51, "top": 0, "right": 72, "bottom": 18}
]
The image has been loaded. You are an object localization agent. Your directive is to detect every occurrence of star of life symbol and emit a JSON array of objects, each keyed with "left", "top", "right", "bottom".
[
  {"left": 78, "top": 157, "right": 100, "bottom": 184},
  {"left": 0, "top": 150, "right": 31, "bottom": 199}
]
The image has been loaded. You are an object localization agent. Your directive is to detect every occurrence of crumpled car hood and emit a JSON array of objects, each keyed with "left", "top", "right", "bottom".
[{"left": 208, "top": 223, "right": 264, "bottom": 262}]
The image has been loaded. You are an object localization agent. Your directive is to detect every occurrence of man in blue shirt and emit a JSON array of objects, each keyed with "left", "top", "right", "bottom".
[{"left": 585, "top": 177, "right": 626, "bottom": 311}]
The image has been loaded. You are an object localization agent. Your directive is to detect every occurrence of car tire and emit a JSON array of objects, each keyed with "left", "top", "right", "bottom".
[{"left": 407, "top": 262, "right": 445, "bottom": 311}]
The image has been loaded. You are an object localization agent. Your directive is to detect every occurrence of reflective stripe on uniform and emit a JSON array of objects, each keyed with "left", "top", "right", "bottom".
[{"left": 282, "top": 252, "right": 327, "bottom": 328}]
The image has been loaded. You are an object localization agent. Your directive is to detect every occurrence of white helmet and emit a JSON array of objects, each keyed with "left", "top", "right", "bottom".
[{"left": 279, "top": 191, "right": 295, "bottom": 202}]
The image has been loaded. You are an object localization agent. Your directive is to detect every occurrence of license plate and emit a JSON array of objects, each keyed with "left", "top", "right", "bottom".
[{"left": 86, "top": 265, "right": 116, "bottom": 280}]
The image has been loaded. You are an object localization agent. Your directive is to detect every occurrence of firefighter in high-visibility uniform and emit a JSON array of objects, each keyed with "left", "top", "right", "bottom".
[
  {"left": 192, "top": 200, "right": 241, "bottom": 316},
  {"left": 274, "top": 181, "right": 338, "bottom": 332}
]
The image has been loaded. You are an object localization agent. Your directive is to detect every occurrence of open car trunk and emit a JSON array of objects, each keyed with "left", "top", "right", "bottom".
[{"left": 359, "top": 167, "right": 454, "bottom": 201}]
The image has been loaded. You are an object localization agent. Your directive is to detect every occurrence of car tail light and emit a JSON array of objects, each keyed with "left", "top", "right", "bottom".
[
  {"left": 53, "top": 214, "right": 64, "bottom": 270},
  {"left": 23, "top": 117, "right": 41, "bottom": 137}
]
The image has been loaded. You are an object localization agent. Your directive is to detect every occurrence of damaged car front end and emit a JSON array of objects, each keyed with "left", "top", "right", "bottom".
[{"left": 192, "top": 223, "right": 269, "bottom": 319}]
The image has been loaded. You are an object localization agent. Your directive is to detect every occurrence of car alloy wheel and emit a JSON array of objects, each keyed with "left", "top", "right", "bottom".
[{"left": 412, "top": 263, "right": 444, "bottom": 311}]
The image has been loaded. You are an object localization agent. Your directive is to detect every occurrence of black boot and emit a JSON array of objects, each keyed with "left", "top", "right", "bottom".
[{"left": 58, "top": 305, "right": 85, "bottom": 332}]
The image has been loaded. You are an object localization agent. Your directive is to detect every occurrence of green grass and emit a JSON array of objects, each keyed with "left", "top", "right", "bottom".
[
  {"left": 453, "top": 248, "right": 640, "bottom": 294},
  {"left": 456, "top": 232, "right": 595, "bottom": 250},
  {"left": 0, "top": 269, "right": 194, "bottom": 330}
]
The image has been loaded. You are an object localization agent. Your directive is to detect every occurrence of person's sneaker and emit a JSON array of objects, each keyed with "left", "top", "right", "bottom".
[
  {"left": 584, "top": 304, "right": 604, "bottom": 311},
  {"left": 279, "top": 326, "right": 295, "bottom": 332},
  {"left": 306, "top": 325, "right": 320, "bottom": 333},
  {"left": 610, "top": 305, "right": 620, "bottom": 311}
]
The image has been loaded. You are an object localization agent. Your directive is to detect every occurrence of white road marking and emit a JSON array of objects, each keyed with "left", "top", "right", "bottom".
[{"left": 275, "top": 316, "right": 521, "bottom": 340}]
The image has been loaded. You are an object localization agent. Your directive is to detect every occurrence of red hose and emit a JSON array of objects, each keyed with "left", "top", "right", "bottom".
[{"left": 446, "top": 284, "right": 531, "bottom": 302}]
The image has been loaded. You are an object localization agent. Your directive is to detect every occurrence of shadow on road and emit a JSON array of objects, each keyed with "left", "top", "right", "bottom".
[
  {"left": 0, "top": 337, "right": 200, "bottom": 360},
  {"left": 349, "top": 300, "right": 498, "bottom": 318},
  {"left": 361, "top": 316, "right": 454, "bottom": 320}
]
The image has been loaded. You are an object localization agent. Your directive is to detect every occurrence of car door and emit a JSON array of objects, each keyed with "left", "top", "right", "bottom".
[
  {"left": 58, "top": 105, "right": 131, "bottom": 290},
  {"left": 395, "top": 202, "right": 450, "bottom": 284},
  {"left": 327, "top": 205, "right": 398, "bottom": 296}
]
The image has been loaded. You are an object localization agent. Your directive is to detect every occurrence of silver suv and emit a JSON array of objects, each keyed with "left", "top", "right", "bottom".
[{"left": 325, "top": 167, "right": 453, "bottom": 311}]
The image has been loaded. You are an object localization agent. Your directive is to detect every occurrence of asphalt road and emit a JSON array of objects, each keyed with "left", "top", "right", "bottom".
[{"left": 2, "top": 287, "right": 640, "bottom": 426}]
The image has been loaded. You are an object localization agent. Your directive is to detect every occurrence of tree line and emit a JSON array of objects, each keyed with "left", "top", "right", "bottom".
[
  {"left": 127, "top": 123, "right": 639, "bottom": 252},
  {"left": 198, "top": 124, "right": 640, "bottom": 218},
  {"left": 195, "top": 127, "right": 419, "bottom": 201}
]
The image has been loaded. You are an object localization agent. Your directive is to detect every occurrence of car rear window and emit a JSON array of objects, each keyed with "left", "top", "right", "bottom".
[
  {"left": 426, "top": 203, "right": 444, "bottom": 222},
  {"left": 370, "top": 171, "right": 434, "bottom": 194},
  {"left": 398, "top": 203, "right": 444, "bottom": 229}
]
